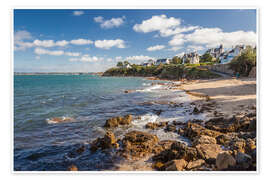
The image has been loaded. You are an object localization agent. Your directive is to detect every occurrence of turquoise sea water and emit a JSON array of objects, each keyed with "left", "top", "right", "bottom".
[{"left": 14, "top": 75, "right": 202, "bottom": 171}]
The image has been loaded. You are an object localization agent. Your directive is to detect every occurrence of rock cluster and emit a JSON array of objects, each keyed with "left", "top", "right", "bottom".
[{"left": 104, "top": 115, "right": 133, "bottom": 128}]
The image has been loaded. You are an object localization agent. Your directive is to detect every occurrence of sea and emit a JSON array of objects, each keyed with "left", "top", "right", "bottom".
[{"left": 14, "top": 74, "right": 205, "bottom": 171}]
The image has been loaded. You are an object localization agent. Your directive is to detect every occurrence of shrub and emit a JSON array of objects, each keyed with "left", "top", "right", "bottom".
[{"left": 229, "top": 47, "right": 256, "bottom": 76}]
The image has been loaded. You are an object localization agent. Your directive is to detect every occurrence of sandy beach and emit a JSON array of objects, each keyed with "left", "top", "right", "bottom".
[{"left": 176, "top": 77, "right": 256, "bottom": 118}]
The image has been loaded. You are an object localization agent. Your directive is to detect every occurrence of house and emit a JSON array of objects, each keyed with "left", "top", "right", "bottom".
[
  {"left": 182, "top": 52, "right": 200, "bottom": 64},
  {"left": 206, "top": 44, "right": 224, "bottom": 58},
  {"left": 220, "top": 45, "right": 246, "bottom": 64},
  {"left": 155, "top": 58, "right": 170, "bottom": 65},
  {"left": 123, "top": 64, "right": 132, "bottom": 68}
]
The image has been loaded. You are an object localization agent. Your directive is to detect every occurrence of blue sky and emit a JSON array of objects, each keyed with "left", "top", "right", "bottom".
[{"left": 14, "top": 9, "right": 257, "bottom": 72}]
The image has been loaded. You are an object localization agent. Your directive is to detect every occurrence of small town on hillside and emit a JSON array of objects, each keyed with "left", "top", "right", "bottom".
[{"left": 119, "top": 44, "right": 255, "bottom": 68}]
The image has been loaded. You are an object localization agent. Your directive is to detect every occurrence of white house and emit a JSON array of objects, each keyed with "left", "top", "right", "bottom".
[
  {"left": 123, "top": 64, "right": 132, "bottom": 68},
  {"left": 182, "top": 52, "right": 200, "bottom": 64},
  {"left": 155, "top": 58, "right": 170, "bottom": 65},
  {"left": 220, "top": 45, "right": 246, "bottom": 64},
  {"left": 142, "top": 59, "right": 155, "bottom": 67},
  {"left": 206, "top": 44, "right": 224, "bottom": 58}
]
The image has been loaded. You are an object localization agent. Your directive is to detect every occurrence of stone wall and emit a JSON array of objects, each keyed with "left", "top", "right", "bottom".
[{"left": 202, "top": 64, "right": 235, "bottom": 75}]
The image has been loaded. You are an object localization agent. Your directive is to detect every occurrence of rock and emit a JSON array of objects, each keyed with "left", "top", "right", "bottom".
[
  {"left": 104, "top": 115, "right": 133, "bottom": 128},
  {"left": 90, "top": 131, "right": 118, "bottom": 152},
  {"left": 165, "top": 124, "right": 177, "bottom": 132},
  {"left": 153, "top": 109, "right": 163, "bottom": 115},
  {"left": 196, "top": 144, "right": 222, "bottom": 163},
  {"left": 235, "top": 152, "right": 252, "bottom": 170},
  {"left": 76, "top": 145, "right": 85, "bottom": 154},
  {"left": 193, "top": 107, "right": 200, "bottom": 114},
  {"left": 192, "top": 135, "right": 217, "bottom": 147},
  {"left": 177, "top": 128, "right": 185, "bottom": 136},
  {"left": 216, "top": 152, "right": 236, "bottom": 170},
  {"left": 229, "top": 138, "right": 246, "bottom": 153},
  {"left": 145, "top": 122, "right": 168, "bottom": 130},
  {"left": 186, "top": 159, "right": 205, "bottom": 170},
  {"left": 245, "top": 138, "right": 256, "bottom": 154},
  {"left": 164, "top": 159, "right": 187, "bottom": 171},
  {"left": 68, "top": 164, "right": 78, "bottom": 171},
  {"left": 121, "top": 131, "right": 159, "bottom": 158},
  {"left": 248, "top": 118, "right": 256, "bottom": 131},
  {"left": 152, "top": 161, "right": 165, "bottom": 171},
  {"left": 153, "top": 141, "right": 197, "bottom": 163},
  {"left": 184, "top": 122, "right": 222, "bottom": 140}
]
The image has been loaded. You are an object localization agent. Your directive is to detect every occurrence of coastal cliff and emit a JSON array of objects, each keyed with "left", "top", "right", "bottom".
[{"left": 102, "top": 64, "right": 221, "bottom": 80}]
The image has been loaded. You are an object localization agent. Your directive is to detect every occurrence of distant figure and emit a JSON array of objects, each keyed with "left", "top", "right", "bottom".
[{"left": 236, "top": 72, "right": 240, "bottom": 78}]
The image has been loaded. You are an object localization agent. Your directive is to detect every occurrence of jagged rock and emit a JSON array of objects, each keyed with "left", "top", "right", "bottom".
[
  {"left": 229, "top": 138, "right": 246, "bottom": 153},
  {"left": 76, "top": 145, "right": 85, "bottom": 154},
  {"left": 104, "top": 115, "right": 132, "bottom": 128},
  {"left": 216, "top": 152, "right": 236, "bottom": 170},
  {"left": 121, "top": 131, "right": 159, "bottom": 158},
  {"left": 152, "top": 140, "right": 176, "bottom": 154},
  {"left": 205, "top": 115, "right": 254, "bottom": 133},
  {"left": 152, "top": 161, "right": 165, "bottom": 171},
  {"left": 145, "top": 121, "right": 168, "bottom": 130},
  {"left": 153, "top": 141, "right": 197, "bottom": 163},
  {"left": 177, "top": 128, "right": 185, "bottom": 136},
  {"left": 193, "top": 107, "right": 200, "bottom": 114},
  {"left": 245, "top": 138, "right": 256, "bottom": 154},
  {"left": 164, "top": 159, "right": 187, "bottom": 171},
  {"left": 248, "top": 118, "right": 256, "bottom": 131},
  {"left": 165, "top": 124, "right": 177, "bottom": 132},
  {"left": 90, "top": 131, "right": 118, "bottom": 152},
  {"left": 192, "top": 135, "right": 217, "bottom": 147},
  {"left": 196, "top": 144, "right": 222, "bottom": 163},
  {"left": 186, "top": 159, "right": 205, "bottom": 170},
  {"left": 68, "top": 164, "right": 78, "bottom": 171},
  {"left": 184, "top": 122, "right": 222, "bottom": 140},
  {"left": 153, "top": 109, "right": 163, "bottom": 115}
]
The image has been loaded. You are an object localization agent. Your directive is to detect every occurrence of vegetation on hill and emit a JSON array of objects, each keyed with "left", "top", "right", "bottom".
[
  {"left": 229, "top": 47, "right": 256, "bottom": 76},
  {"left": 103, "top": 64, "right": 220, "bottom": 80}
]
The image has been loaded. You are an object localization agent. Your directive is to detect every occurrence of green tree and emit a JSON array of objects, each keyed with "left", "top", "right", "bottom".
[
  {"left": 200, "top": 53, "right": 213, "bottom": 62},
  {"left": 172, "top": 56, "right": 182, "bottom": 64},
  {"left": 116, "top": 61, "right": 123, "bottom": 68},
  {"left": 123, "top": 61, "right": 130, "bottom": 66},
  {"left": 229, "top": 47, "right": 256, "bottom": 76}
]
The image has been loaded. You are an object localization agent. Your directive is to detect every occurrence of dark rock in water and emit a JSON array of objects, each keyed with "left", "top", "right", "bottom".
[
  {"left": 192, "top": 135, "right": 217, "bottom": 147},
  {"left": 216, "top": 152, "right": 236, "bottom": 170},
  {"left": 121, "top": 131, "right": 159, "bottom": 158},
  {"left": 104, "top": 115, "right": 133, "bottom": 128},
  {"left": 76, "top": 145, "right": 85, "bottom": 154},
  {"left": 165, "top": 124, "right": 177, "bottom": 132},
  {"left": 186, "top": 159, "right": 205, "bottom": 170},
  {"left": 184, "top": 122, "right": 222, "bottom": 140},
  {"left": 193, "top": 107, "right": 200, "bottom": 114},
  {"left": 248, "top": 118, "right": 256, "bottom": 131},
  {"left": 145, "top": 121, "right": 168, "bottom": 130},
  {"left": 164, "top": 159, "right": 187, "bottom": 171},
  {"left": 68, "top": 164, "right": 78, "bottom": 171},
  {"left": 189, "top": 119, "right": 204, "bottom": 125},
  {"left": 177, "top": 128, "right": 185, "bottom": 136},
  {"left": 196, "top": 143, "right": 222, "bottom": 163},
  {"left": 90, "top": 131, "right": 119, "bottom": 152},
  {"left": 124, "top": 90, "right": 134, "bottom": 93},
  {"left": 153, "top": 109, "right": 163, "bottom": 115}
]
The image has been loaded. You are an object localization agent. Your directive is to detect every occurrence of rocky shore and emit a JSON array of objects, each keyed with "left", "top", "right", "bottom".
[{"left": 65, "top": 77, "right": 256, "bottom": 171}]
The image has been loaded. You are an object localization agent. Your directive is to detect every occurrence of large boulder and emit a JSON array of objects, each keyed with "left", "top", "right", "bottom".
[
  {"left": 121, "top": 131, "right": 159, "bottom": 158},
  {"left": 145, "top": 121, "right": 168, "bottom": 130},
  {"left": 104, "top": 115, "right": 132, "bottom": 128},
  {"left": 196, "top": 144, "right": 222, "bottom": 163},
  {"left": 186, "top": 159, "right": 205, "bottom": 170},
  {"left": 216, "top": 152, "right": 236, "bottom": 170},
  {"left": 90, "top": 131, "right": 119, "bottom": 152},
  {"left": 164, "top": 159, "right": 188, "bottom": 171}
]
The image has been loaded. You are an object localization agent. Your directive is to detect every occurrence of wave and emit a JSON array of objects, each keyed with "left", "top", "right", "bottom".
[
  {"left": 136, "top": 84, "right": 163, "bottom": 92},
  {"left": 46, "top": 116, "right": 75, "bottom": 124},
  {"left": 132, "top": 113, "right": 159, "bottom": 127}
]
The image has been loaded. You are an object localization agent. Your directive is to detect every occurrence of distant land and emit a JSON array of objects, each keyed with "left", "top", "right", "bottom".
[{"left": 14, "top": 72, "right": 103, "bottom": 76}]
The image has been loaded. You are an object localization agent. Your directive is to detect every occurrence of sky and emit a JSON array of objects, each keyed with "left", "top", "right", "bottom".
[{"left": 14, "top": 9, "right": 257, "bottom": 72}]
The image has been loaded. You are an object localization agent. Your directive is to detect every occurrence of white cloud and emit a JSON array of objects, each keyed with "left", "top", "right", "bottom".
[
  {"left": 94, "top": 16, "right": 125, "bottom": 29},
  {"left": 73, "top": 11, "right": 84, "bottom": 16},
  {"left": 70, "top": 39, "right": 93, "bottom": 45},
  {"left": 168, "top": 34, "right": 185, "bottom": 46},
  {"left": 94, "top": 39, "right": 126, "bottom": 49},
  {"left": 186, "top": 45, "right": 205, "bottom": 51},
  {"left": 14, "top": 30, "right": 32, "bottom": 42},
  {"left": 133, "top": 14, "right": 180, "bottom": 33},
  {"left": 168, "top": 46, "right": 183, "bottom": 52},
  {"left": 55, "top": 40, "right": 69, "bottom": 47},
  {"left": 65, "top": 52, "right": 81, "bottom": 57},
  {"left": 147, "top": 45, "right": 165, "bottom": 51},
  {"left": 32, "top": 39, "right": 69, "bottom": 48},
  {"left": 34, "top": 48, "right": 64, "bottom": 56},
  {"left": 184, "top": 28, "right": 257, "bottom": 48},
  {"left": 125, "top": 55, "right": 155, "bottom": 63},
  {"left": 94, "top": 16, "right": 104, "bottom": 23},
  {"left": 159, "top": 26, "right": 199, "bottom": 37},
  {"left": 69, "top": 54, "right": 104, "bottom": 62}
]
